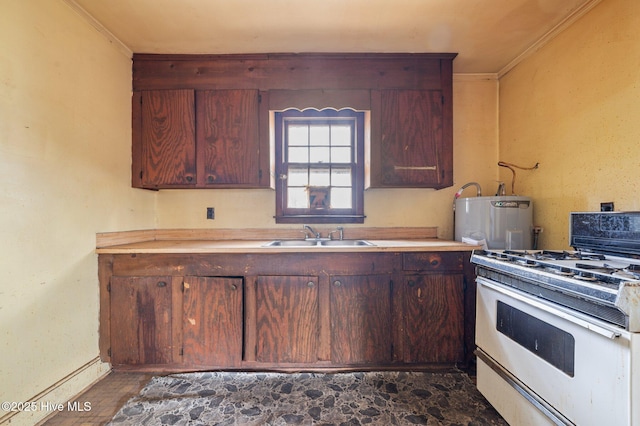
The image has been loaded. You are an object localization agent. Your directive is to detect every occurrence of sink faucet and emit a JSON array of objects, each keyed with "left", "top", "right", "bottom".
[{"left": 302, "top": 225, "right": 321, "bottom": 240}]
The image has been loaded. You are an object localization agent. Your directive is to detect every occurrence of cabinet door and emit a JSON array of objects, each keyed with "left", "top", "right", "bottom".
[
  {"left": 137, "top": 90, "right": 196, "bottom": 187},
  {"left": 196, "top": 90, "right": 261, "bottom": 186},
  {"left": 255, "top": 275, "right": 319, "bottom": 363},
  {"left": 110, "top": 276, "right": 174, "bottom": 365},
  {"left": 403, "top": 274, "right": 464, "bottom": 363},
  {"left": 330, "top": 275, "right": 393, "bottom": 364},
  {"left": 371, "top": 89, "right": 451, "bottom": 188},
  {"left": 182, "top": 276, "right": 243, "bottom": 367}
]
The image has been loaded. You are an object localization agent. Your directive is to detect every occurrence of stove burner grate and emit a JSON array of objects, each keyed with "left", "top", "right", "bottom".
[{"left": 536, "top": 250, "right": 574, "bottom": 260}]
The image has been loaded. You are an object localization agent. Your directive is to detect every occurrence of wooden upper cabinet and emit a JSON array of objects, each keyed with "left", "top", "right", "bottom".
[
  {"left": 370, "top": 89, "right": 452, "bottom": 188},
  {"left": 135, "top": 90, "right": 196, "bottom": 188},
  {"left": 132, "top": 89, "right": 267, "bottom": 189},
  {"left": 196, "top": 90, "right": 260, "bottom": 186},
  {"left": 132, "top": 53, "right": 455, "bottom": 190}
]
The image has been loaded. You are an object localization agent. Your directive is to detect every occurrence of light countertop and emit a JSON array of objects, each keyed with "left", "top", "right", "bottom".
[{"left": 96, "top": 238, "right": 479, "bottom": 254}]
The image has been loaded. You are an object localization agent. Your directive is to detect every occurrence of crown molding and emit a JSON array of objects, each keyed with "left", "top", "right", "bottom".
[
  {"left": 62, "top": 0, "right": 133, "bottom": 59},
  {"left": 497, "top": 0, "right": 603, "bottom": 78},
  {"left": 454, "top": 73, "right": 498, "bottom": 82}
]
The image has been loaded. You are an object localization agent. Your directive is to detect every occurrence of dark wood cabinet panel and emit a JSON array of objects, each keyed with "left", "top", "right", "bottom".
[
  {"left": 110, "top": 276, "right": 175, "bottom": 365},
  {"left": 196, "top": 90, "right": 261, "bottom": 186},
  {"left": 133, "top": 89, "right": 266, "bottom": 189},
  {"left": 132, "top": 53, "right": 454, "bottom": 91},
  {"left": 138, "top": 90, "right": 196, "bottom": 187},
  {"left": 330, "top": 275, "right": 393, "bottom": 364},
  {"left": 403, "top": 252, "right": 464, "bottom": 272},
  {"left": 132, "top": 54, "right": 455, "bottom": 191},
  {"left": 370, "top": 89, "right": 452, "bottom": 188},
  {"left": 182, "top": 276, "right": 243, "bottom": 367},
  {"left": 255, "top": 275, "right": 319, "bottom": 363},
  {"left": 101, "top": 249, "right": 474, "bottom": 371},
  {"left": 403, "top": 274, "right": 465, "bottom": 363}
]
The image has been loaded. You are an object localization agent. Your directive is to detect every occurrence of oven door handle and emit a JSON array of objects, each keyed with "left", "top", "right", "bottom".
[{"left": 477, "top": 277, "right": 623, "bottom": 339}]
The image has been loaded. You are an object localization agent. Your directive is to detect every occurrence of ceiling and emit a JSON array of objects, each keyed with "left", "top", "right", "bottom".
[{"left": 68, "top": 0, "right": 599, "bottom": 74}]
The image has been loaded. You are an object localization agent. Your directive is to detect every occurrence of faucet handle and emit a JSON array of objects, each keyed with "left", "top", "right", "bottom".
[{"left": 329, "top": 226, "right": 344, "bottom": 240}]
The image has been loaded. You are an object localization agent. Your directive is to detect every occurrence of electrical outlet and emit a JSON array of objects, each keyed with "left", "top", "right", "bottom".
[
  {"left": 206, "top": 207, "right": 215, "bottom": 219},
  {"left": 600, "top": 202, "right": 614, "bottom": 212}
]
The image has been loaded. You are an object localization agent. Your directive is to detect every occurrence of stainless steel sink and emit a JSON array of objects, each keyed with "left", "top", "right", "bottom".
[
  {"left": 263, "top": 240, "right": 319, "bottom": 247},
  {"left": 263, "top": 239, "right": 375, "bottom": 247},
  {"left": 319, "top": 239, "right": 374, "bottom": 246}
]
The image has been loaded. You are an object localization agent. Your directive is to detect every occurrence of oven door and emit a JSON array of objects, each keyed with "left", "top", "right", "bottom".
[{"left": 476, "top": 276, "right": 635, "bottom": 426}]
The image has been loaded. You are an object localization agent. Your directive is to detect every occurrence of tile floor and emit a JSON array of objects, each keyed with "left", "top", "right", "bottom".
[
  {"left": 39, "top": 369, "right": 493, "bottom": 425},
  {"left": 38, "top": 372, "right": 152, "bottom": 426},
  {"left": 107, "top": 370, "right": 505, "bottom": 425}
]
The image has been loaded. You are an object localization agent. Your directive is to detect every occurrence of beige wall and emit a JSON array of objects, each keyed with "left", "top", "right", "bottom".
[
  {"left": 499, "top": 0, "right": 640, "bottom": 249},
  {"left": 155, "top": 75, "right": 500, "bottom": 240},
  {"left": 0, "top": 1, "right": 155, "bottom": 423}
]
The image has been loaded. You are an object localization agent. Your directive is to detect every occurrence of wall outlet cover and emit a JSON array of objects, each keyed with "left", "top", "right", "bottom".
[{"left": 600, "top": 202, "right": 614, "bottom": 212}]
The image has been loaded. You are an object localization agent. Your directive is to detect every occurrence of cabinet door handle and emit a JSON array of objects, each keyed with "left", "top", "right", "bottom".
[
  {"left": 207, "top": 175, "right": 216, "bottom": 182},
  {"left": 307, "top": 281, "right": 315, "bottom": 288},
  {"left": 157, "top": 281, "right": 167, "bottom": 287},
  {"left": 407, "top": 280, "right": 415, "bottom": 287},
  {"left": 185, "top": 176, "right": 193, "bottom": 182},
  {"left": 333, "top": 280, "right": 342, "bottom": 287},
  {"left": 230, "top": 284, "right": 237, "bottom": 291}
]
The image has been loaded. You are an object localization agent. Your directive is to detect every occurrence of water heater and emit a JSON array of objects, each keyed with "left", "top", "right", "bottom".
[{"left": 454, "top": 196, "right": 533, "bottom": 250}]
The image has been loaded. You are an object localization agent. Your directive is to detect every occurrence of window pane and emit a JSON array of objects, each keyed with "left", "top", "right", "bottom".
[
  {"left": 288, "top": 167, "right": 308, "bottom": 186},
  {"left": 287, "top": 187, "right": 308, "bottom": 208},
  {"left": 331, "top": 188, "right": 352, "bottom": 209},
  {"left": 309, "top": 146, "right": 330, "bottom": 163},
  {"left": 331, "top": 125, "right": 351, "bottom": 146},
  {"left": 331, "top": 147, "right": 351, "bottom": 163},
  {"left": 275, "top": 108, "right": 365, "bottom": 223},
  {"left": 309, "top": 125, "right": 330, "bottom": 146},
  {"left": 288, "top": 125, "right": 309, "bottom": 146},
  {"left": 331, "top": 168, "right": 352, "bottom": 186},
  {"left": 309, "top": 168, "right": 330, "bottom": 186},
  {"left": 288, "top": 146, "right": 308, "bottom": 163}
]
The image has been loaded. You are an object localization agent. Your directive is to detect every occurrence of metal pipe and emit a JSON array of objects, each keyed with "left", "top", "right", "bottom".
[{"left": 452, "top": 182, "right": 482, "bottom": 211}]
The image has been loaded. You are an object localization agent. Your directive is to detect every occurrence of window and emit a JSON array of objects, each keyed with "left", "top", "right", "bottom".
[{"left": 274, "top": 109, "right": 365, "bottom": 223}]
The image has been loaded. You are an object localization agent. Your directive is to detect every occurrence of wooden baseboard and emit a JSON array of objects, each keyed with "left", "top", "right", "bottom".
[{"left": 1, "top": 357, "right": 111, "bottom": 426}]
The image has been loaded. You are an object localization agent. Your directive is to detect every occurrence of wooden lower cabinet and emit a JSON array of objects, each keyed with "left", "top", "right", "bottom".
[
  {"left": 402, "top": 274, "right": 465, "bottom": 363},
  {"left": 110, "top": 276, "right": 177, "bottom": 366},
  {"left": 254, "top": 275, "right": 319, "bottom": 363},
  {"left": 330, "top": 275, "right": 393, "bottom": 364},
  {"left": 182, "top": 276, "right": 243, "bottom": 367},
  {"left": 101, "top": 251, "right": 474, "bottom": 371}
]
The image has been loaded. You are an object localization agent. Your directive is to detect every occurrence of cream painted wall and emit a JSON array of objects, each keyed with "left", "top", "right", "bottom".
[
  {"left": 0, "top": 1, "right": 155, "bottom": 423},
  {"left": 499, "top": 0, "right": 640, "bottom": 249},
  {"left": 155, "top": 76, "right": 500, "bottom": 240},
  {"left": 0, "top": 2, "right": 498, "bottom": 420}
]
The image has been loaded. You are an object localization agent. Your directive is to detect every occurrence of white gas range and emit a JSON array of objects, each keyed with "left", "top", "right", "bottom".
[{"left": 471, "top": 212, "right": 640, "bottom": 426}]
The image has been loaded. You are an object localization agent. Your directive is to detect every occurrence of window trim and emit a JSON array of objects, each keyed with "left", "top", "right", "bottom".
[{"left": 274, "top": 108, "right": 365, "bottom": 224}]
